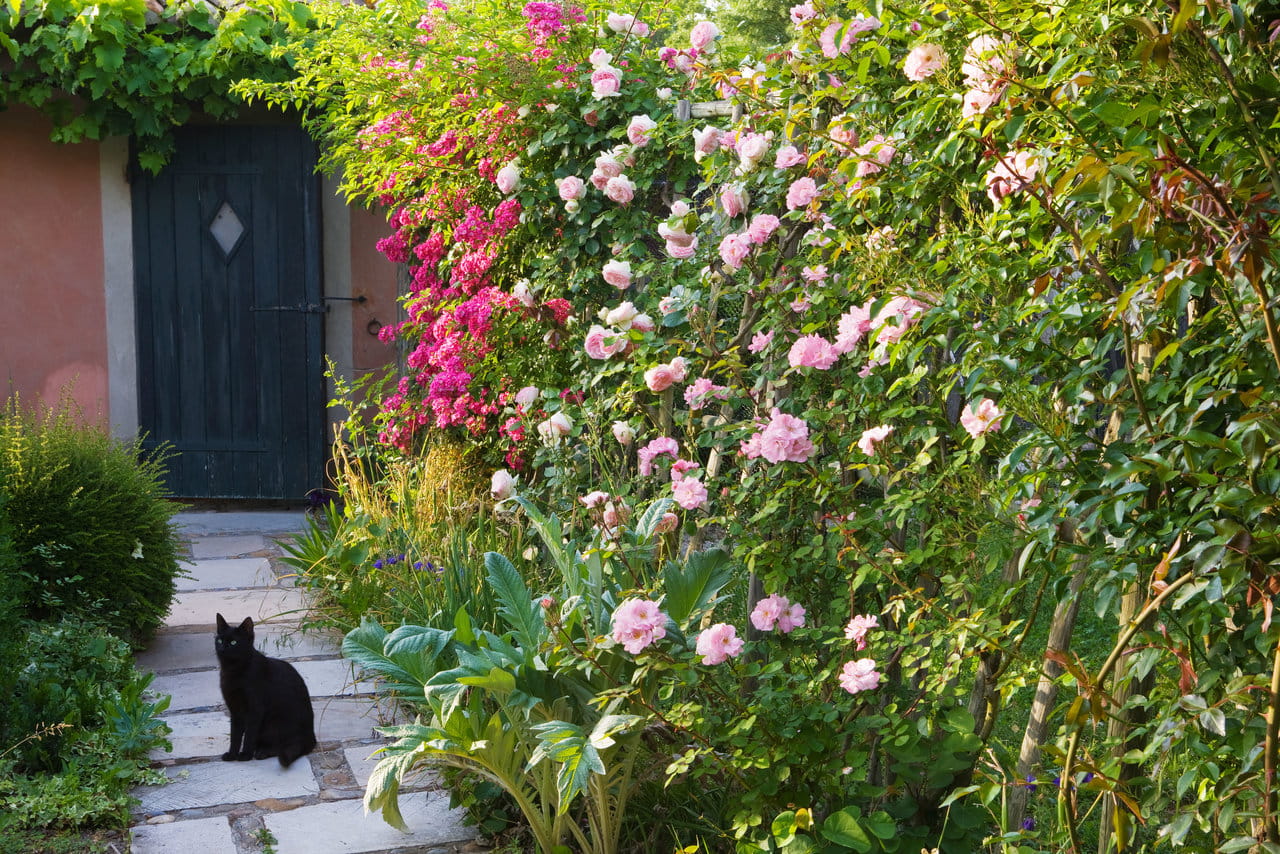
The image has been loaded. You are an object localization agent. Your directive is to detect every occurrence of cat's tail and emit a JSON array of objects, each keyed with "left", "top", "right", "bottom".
[{"left": 277, "top": 731, "right": 317, "bottom": 768}]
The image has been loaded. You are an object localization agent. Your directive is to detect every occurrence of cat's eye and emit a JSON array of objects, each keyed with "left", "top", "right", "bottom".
[{"left": 229, "top": 640, "right": 237, "bottom": 646}]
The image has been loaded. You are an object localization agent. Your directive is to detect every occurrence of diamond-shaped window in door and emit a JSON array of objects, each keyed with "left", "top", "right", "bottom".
[{"left": 208, "top": 201, "right": 246, "bottom": 258}]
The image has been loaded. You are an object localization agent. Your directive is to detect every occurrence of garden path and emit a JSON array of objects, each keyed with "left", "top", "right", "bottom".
[{"left": 127, "top": 511, "right": 479, "bottom": 854}]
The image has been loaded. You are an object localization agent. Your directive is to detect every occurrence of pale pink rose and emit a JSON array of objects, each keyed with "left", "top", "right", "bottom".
[
  {"left": 627, "top": 114, "right": 658, "bottom": 147},
  {"left": 785, "top": 177, "right": 820, "bottom": 210},
  {"left": 512, "top": 282, "right": 535, "bottom": 307},
  {"left": 580, "top": 489, "right": 610, "bottom": 509},
  {"left": 537, "top": 412, "right": 574, "bottom": 442},
  {"left": 866, "top": 226, "right": 896, "bottom": 252},
  {"left": 514, "top": 385, "right": 540, "bottom": 408},
  {"left": 801, "top": 264, "right": 828, "bottom": 283},
  {"left": 605, "top": 301, "right": 639, "bottom": 329},
  {"left": 670, "top": 199, "right": 691, "bottom": 217},
  {"left": 737, "top": 132, "right": 770, "bottom": 167},
  {"left": 490, "top": 469, "right": 516, "bottom": 501},
  {"left": 556, "top": 175, "right": 585, "bottom": 201},
  {"left": 584, "top": 324, "right": 626, "bottom": 359},
  {"left": 602, "top": 260, "right": 632, "bottom": 289},
  {"left": 790, "top": 297, "right": 811, "bottom": 314},
  {"left": 595, "top": 152, "right": 624, "bottom": 179},
  {"left": 658, "top": 295, "right": 679, "bottom": 316},
  {"left": 638, "top": 436, "right": 679, "bottom": 475},
  {"left": 776, "top": 601, "right": 806, "bottom": 633},
  {"left": 673, "top": 52, "right": 694, "bottom": 73},
  {"left": 834, "top": 304, "right": 873, "bottom": 353},
  {"left": 644, "top": 364, "right": 678, "bottom": 392},
  {"left": 828, "top": 118, "right": 858, "bottom": 148},
  {"left": 788, "top": 334, "right": 839, "bottom": 370},
  {"left": 631, "top": 313, "right": 655, "bottom": 333},
  {"left": 669, "top": 458, "right": 700, "bottom": 481},
  {"left": 844, "top": 614, "right": 879, "bottom": 650},
  {"left": 960, "top": 398, "right": 1004, "bottom": 438},
  {"left": 750, "top": 594, "right": 785, "bottom": 631},
  {"left": 605, "top": 174, "right": 636, "bottom": 204},
  {"left": 693, "top": 125, "right": 721, "bottom": 160},
  {"left": 672, "top": 475, "right": 708, "bottom": 510},
  {"left": 838, "top": 658, "right": 881, "bottom": 693},
  {"left": 873, "top": 296, "right": 928, "bottom": 345},
  {"left": 718, "top": 233, "right": 751, "bottom": 269},
  {"left": 611, "top": 420, "right": 635, "bottom": 445},
  {"left": 854, "top": 134, "right": 896, "bottom": 178},
  {"left": 962, "top": 35, "right": 1015, "bottom": 87},
  {"left": 987, "top": 151, "right": 1043, "bottom": 205},
  {"left": 962, "top": 83, "right": 1004, "bottom": 119},
  {"left": 720, "top": 184, "right": 749, "bottom": 218},
  {"left": 683, "top": 377, "right": 728, "bottom": 410},
  {"left": 857, "top": 425, "right": 893, "bottom": 456},
  {"left": 495, "top": 162, "right": 521, "bottom": 194},
  {"left": 606, "top": 12, "right": 645, "bottom": 34},
  {"left": 690, "top": 20, "right": 719, "bottom": 52},
  {"left": 655, "top": 512, "right": 680, "bottom": 533},
  {"left": 747, "top": 329, "right": 774, "bottom": 353},
  {"left": 612, "top": 598, "right": 668, "bottom": 654},
  {"left": 589, "top": 170, "right": 610, "bottom": 191},
  {"left": 667, "top": 239, "right": 698, "bottom": 259},
  {"left": 669, "top": 357, "right": 688, "bottom": 382},
  {"left": 588, "top": 48, "right": 613, "bottom": 68},
  {"left": 774, "top": 145, "right": 807, "bottom": 168},
  {"left": 696, "top": 623, "right": 744, "bottom": 665},
  {"left": 740, "top": 408, "right": 813, "bottom": 464},
  {"left": 789, "top": 2, "right": 816, "bottom": 23},
  {"left": 591, "top": 65, "right": 623, "bottom": 98},
  {"left": 601, "top": 499, "right": 629, "bottom": 529},
  {"left": 903, "top": 43, "right": 947, "bottom": 81},
  {"left": 746, "top": 214, "right": 781, "bottom": 244}
]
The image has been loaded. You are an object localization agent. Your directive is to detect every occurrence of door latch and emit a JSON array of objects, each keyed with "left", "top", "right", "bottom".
[{"left": 249, "top": 303, "right": 329, "bottom": 314}]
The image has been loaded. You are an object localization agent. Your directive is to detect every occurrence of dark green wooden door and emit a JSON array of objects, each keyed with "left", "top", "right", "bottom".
[{"left": 133, "top": 125, "right": 325, "bottom": 500}]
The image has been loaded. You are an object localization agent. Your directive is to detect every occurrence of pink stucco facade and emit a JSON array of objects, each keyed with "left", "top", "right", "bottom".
[
  {"left": 0, "top": 106, "right": 110, "bottom": 420},
  {"left": 0, "top": 106, "right": 400, "bottom": 438}
]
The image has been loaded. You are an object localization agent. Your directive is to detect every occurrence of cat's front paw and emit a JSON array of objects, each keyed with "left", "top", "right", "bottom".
[
  {"left": 234, "top": 750, "right": 254, "bottom": 761},
  {"left": 221, "top": 751, "right": 237, "bottom": 762},
  {"left": 253, "top": 748, "right": 277, "bottom": 760}
]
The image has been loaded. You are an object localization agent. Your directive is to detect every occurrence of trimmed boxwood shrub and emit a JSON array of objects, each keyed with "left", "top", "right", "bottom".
[{"left": 0, "top": 395, "right": 182, "bottom": 643}]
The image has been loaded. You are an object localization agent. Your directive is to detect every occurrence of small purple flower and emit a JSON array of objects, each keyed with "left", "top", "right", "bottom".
[
  {"left": 1023, "top": 774, "right": 1036, "bottom": 792},
  {"left": 1021, "top": 817, "right": 1036, "bottom": 831},
  {"left": 373, "top": 559, "right": 385, "bottom": 569},
  {"left": 1082, "top": 772, "right": 1094, "bottom": 783}
]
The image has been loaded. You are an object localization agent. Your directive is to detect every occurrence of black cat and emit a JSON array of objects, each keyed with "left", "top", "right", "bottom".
[{"left": 214, "top": 614, "right": 317, "bottom": 767}]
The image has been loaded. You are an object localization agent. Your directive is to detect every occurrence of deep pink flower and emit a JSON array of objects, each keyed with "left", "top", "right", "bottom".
[
  {"left": 638, "top": 436, "right": 679, "bottom": 475},
  {"left": 748, "top": 329, "right": 774, "bottom": 353},
  {"left": 696, "top": 623, "right": 744, "bottom": 665}
]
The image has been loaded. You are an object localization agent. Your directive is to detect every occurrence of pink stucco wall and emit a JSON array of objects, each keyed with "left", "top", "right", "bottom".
[{"left": 0, "top": 107, "right": 109, "bottom": 420}]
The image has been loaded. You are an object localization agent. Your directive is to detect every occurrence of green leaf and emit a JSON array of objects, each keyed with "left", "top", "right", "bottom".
[
  {"left": 92, "top": 42, "right": 125, "bottom": 72},
  {"left": 485, "top": 551, "right": 546, "bottom": 652},
  {"left": 821, "top": 808, "right": 872, "bottom": 851},
  {"left": 635, "top": 497, "right": 675, "bottom": 540},
  {"left": 662, "top": 548, "right": 734, "bottom": 625}
]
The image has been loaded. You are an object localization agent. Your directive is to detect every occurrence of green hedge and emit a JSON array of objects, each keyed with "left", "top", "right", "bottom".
[{"left": 0, "top": 395, "right": 182, "bottom": 643}]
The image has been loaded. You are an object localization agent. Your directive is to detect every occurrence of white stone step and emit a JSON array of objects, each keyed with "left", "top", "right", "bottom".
[{"left": 263, "top": 792, "right": 473, "bottom": 853}]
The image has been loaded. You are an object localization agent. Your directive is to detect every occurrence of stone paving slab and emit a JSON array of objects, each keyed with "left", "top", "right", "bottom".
[
  {"left": 177, "top": 557, "right": 278, "bottom": 591},
  {"left": 137, "top": 625, "right": 340, "bottom": 673},
  {"left": 136, "top": 757, "right": 320, "bottom": 813},
  {"left": 176, "top": 511, "right": 308, "bottom": 536},
  {"left": 167, "top": 587, "right": 310, "bottom": 628},
  {"left": 129, "top": 815, "right": 238, "bottom": 854},
  {"left": 264, "top": 792, "right": 473, "bottom": 853},
  {"left": 154, "top": 699, "right": 388, "bottom": 760},
  {"left": 189, "top": 534, "right": 270, "bottom": 559},
  {"left": 151, "top": 660, "right": 374, "bottom": 712}
]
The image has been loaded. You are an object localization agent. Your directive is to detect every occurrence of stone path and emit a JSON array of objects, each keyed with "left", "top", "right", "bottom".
[{"left": 128, "top": 511, "right": 478, "bottom": 854}]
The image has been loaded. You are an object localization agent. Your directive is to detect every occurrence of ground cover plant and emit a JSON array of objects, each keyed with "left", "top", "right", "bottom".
[
  {"left": 0, "top": 396, "right": 177, "bottom": 847},
  {"left": 241, "top": 0, "right": 1280, "bottom": 850}
]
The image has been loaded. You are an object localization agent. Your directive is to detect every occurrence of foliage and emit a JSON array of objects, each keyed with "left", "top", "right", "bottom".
[
  {"left": 0, "top": 617, "right": 170, "bottom": 831},
  {"left": 256, "top": 0, "right": 1280, "bottom": 850},
  {"left": 0, "top": 393, "right": 183, "bottom": 643},
  {"left": 0, "top": 0, "right": 313, "bottom": 169}
]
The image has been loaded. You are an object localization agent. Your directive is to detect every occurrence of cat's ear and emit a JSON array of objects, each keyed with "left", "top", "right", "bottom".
[
  {"left": 216, "top": 613, "right": 228, "bottom": 631},
  {"left": 238, "top": 617, "right": 254, "bottom": 633}
]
